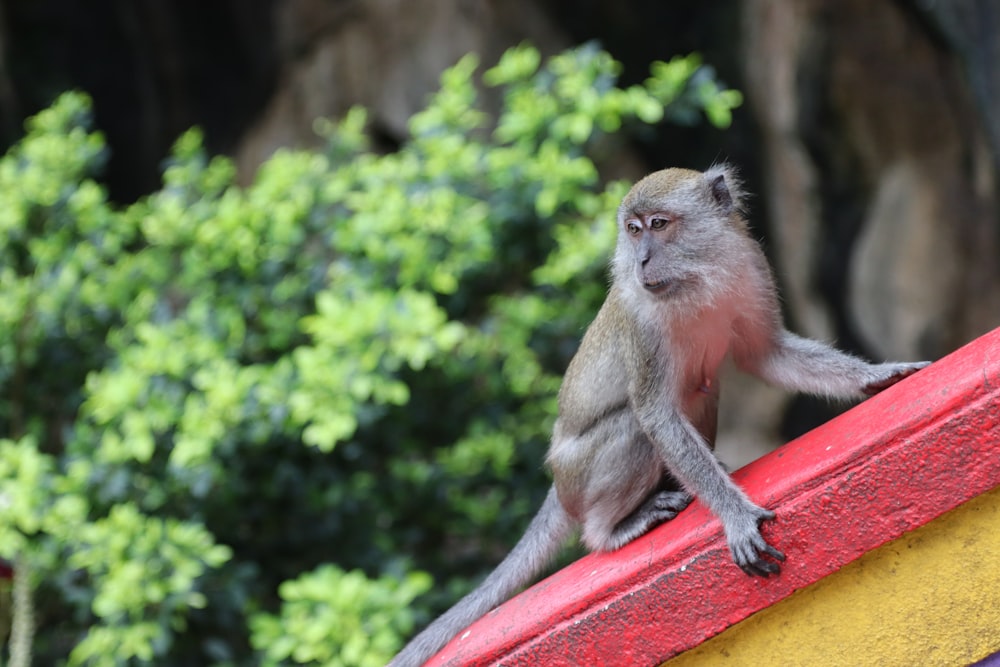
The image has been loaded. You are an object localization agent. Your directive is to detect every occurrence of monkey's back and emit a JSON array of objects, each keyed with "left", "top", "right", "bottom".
[{"left": 553, "top": 290, "right": 632, "bottom": 436}]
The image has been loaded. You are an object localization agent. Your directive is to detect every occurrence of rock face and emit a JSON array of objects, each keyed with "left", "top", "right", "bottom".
[{"left": 235, "top": 0, "right": 566, "bottom": 178}]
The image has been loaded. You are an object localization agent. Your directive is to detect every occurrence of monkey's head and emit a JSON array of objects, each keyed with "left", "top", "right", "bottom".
[{"left": 613, "top": 165, "right": 747, "bottom": 302}]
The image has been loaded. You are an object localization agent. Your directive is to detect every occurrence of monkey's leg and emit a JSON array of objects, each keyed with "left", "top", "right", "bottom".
[
  {"left": 608, "top": 476, "right": 692, "bottom": 548},
  {"left": 572, "top": 413, "right": 691, "bottom": 552}
]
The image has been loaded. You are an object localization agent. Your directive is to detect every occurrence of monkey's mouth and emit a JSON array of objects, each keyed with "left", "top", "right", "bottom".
[
  {"left": 643, "top": 279, "right": 673, "bottom": 294},
  {"left": 643, "top": 276, "right": 694, "bottom": 297}
]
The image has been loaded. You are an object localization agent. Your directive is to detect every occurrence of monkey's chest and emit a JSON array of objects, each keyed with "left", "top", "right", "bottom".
[
  {"left": 678, "top": 359, "right": 723, "bottom": 420},
  {"left": 675, "top": 339, "right": 726, "bottom": 447},
  {"left": 670, "top": 310, "right": 733, "bottom": 411}
]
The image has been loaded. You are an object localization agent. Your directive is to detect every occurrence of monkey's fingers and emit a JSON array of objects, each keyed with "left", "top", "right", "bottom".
[
  {"left": 745, "top": 554, "right": 783, "bottom": 576},
  {"left": 731, "top": 531, "right": 784, "bottom": 576},
  {"left": 762, "top": 544, "right": 786, "bottom": 562},
  {"left": 741, "top": 543, "right": 785, "bottom": 576},
  {"left": 863, "top": 361, "right": 931, "bottom": 396},
  {"left": 739, "top": 556, "right": 781, "bottom": 577}
]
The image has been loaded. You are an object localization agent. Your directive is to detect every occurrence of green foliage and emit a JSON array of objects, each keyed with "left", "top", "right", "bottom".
[
  {"left": 68, "top": 505, "right": 231, "bottom": 666},
  {"left": 0, "top": 43, "right": 740, "bottom": 665},
  {"left": 250, "top": 566, "right": 431, "bottom": 667}
]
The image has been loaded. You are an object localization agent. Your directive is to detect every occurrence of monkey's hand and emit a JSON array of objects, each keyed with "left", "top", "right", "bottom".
[
  {"left": 723, "top": 506, "right": 785, "bottom": 577},
  {"left": 863, "top": 361, "right": 931, "bottom": 396}
]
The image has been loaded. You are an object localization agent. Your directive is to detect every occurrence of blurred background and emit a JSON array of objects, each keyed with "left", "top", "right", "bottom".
[
  {"left": 0, "top": 1, "right": 998, "bottom": 665},
  {"left": 5, "top": 0, "right": 999, "bottom": 457}
]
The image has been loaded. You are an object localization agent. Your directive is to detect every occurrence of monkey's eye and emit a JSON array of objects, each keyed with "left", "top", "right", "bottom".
[
  {"left": 649, "top": 216, "right": 671, "bottom": 230},
  {"left": 626, "top": 221, "right": 642, "bottom": 236}
]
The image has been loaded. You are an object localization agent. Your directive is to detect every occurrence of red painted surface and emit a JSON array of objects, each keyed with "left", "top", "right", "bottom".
[{"left": 428, "top": 327, "right": 1000, "bottom": 667}]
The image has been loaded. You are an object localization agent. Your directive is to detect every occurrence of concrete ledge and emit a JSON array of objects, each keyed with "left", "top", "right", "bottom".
[
  {"left": 428, "top": 327, "right": 1000, "bottom": 667},
  {"left": 667, "top": 484, "right": 1000, "bottom": 665}
]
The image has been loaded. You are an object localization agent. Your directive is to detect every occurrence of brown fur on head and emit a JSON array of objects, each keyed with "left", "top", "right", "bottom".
[{"left": 618, "top": 164, "right": 746, "bottom": 223}]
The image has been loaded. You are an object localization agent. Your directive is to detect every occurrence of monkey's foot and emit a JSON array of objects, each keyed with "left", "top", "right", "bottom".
[
  {"left": 647, "top": 489, "right": 693, "bottom": 522},
  {"left": 604, "top": 490, "right": 693, "bottom": 549},
  {"left": 863, "top": 361, "right": 931, "bottom": 396}
]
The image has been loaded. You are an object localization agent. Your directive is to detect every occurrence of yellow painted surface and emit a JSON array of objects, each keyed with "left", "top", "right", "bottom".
[{"left": 664, "top": 485, "right": 1000, "bottom": 667}]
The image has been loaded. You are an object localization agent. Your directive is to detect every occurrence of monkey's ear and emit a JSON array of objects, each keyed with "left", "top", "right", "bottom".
[
  {"left": 709, "top": 173, "right": 733, "bottom": 212},
  {"left": 704, "top": 164, "right": 743, "bottom": 215}
]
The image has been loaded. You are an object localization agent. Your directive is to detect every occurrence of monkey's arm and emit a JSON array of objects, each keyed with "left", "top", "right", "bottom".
[
  {"left": 631, "top": 372, "right": 784, "bottom": 576},
  {"left": 737, "top": 328, "right": 928, "bottom": 399}
]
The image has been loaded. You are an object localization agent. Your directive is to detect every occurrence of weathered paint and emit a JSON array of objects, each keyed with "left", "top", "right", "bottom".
[
  {"left": 664, "top": 484, "right": 1000, "bottom": 667},
  {"left": 426, "top": 327, "right": 1000, "bottom": 667}
]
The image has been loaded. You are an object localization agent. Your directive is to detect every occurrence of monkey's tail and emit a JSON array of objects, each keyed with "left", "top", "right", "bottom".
[{"left": 388, "top": 485, "right": 575, "bottom": 667}]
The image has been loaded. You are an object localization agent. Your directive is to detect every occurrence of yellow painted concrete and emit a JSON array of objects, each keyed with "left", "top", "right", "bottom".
[{"left": 664, "top": 485, "right": 1000, "bottom": 667}]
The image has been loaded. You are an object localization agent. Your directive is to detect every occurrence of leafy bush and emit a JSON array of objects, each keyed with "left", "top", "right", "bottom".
[{"left": 0, "top": 43, "right": 740, "bottom": 665}]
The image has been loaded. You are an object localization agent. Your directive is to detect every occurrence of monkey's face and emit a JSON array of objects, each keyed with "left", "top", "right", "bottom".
[
  {"left": 614, "top": 168, "right": 738, "bottom": 302},
  {"left": 619, "top": 211, "right": 693, "bottom": 298}
]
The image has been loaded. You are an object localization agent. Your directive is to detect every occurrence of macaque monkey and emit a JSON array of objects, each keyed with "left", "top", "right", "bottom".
[{"left": 389, "top": 165, "right": 928, "bottom": 666}]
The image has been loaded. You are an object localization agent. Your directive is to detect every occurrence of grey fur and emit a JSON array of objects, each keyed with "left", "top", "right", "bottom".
[
  {"left": 388, "top": 165, "right": 928, "bottom": 666},
  {"left": 388, "top": 488, "right": 574, "bottom": 667}
]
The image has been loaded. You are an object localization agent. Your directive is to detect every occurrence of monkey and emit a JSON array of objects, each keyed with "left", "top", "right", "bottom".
[{"left": 388, "top": 165, "right": 928, "bottom": 667}]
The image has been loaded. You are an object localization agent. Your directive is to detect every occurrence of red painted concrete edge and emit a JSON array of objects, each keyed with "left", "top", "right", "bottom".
[{"left": 428, "top": 326, "right": 1000, "bottom": 667}]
